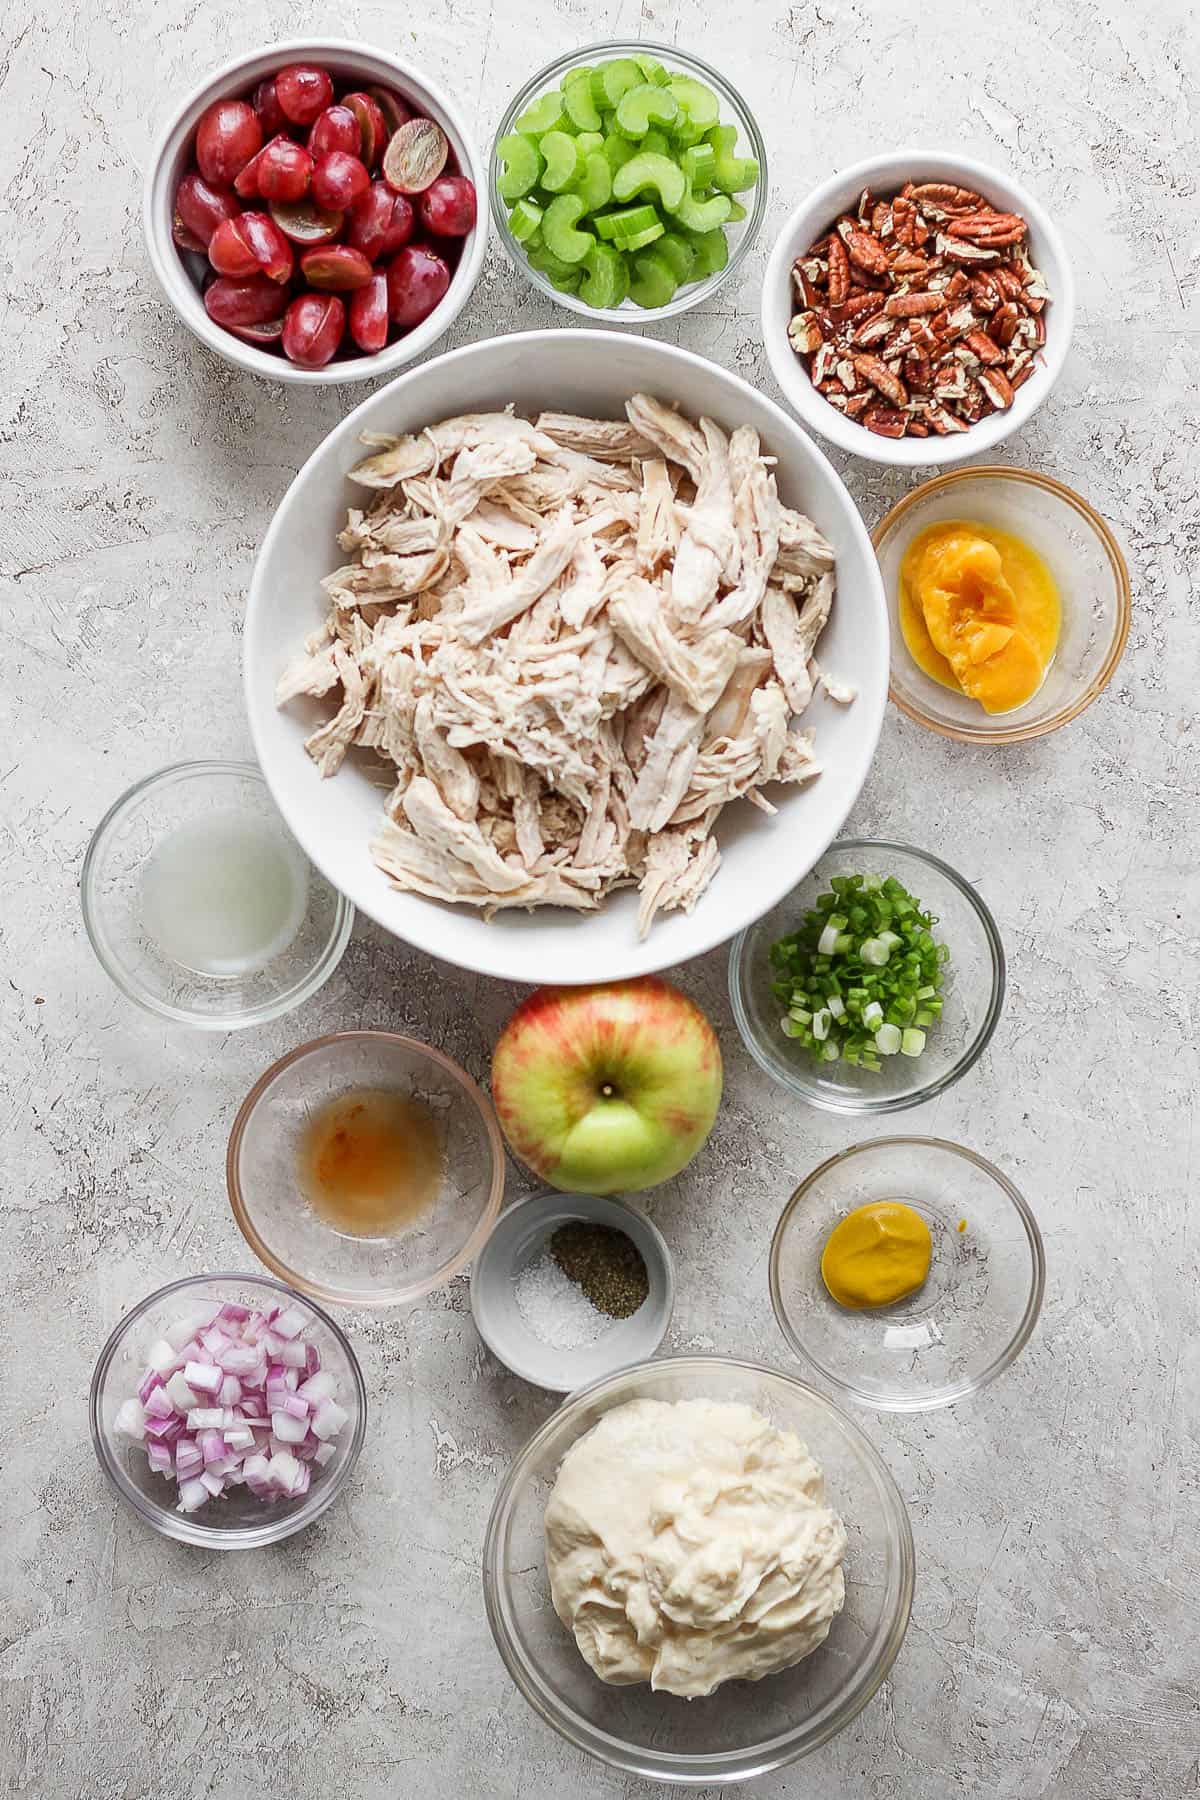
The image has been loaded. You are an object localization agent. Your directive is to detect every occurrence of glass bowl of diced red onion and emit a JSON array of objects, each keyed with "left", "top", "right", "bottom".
[
  {"left": 90, "top": 1272, "right": 366, "bottom": 1548},
  {"left": 142, "top": 38, "right": 487, "bottom": 384}
]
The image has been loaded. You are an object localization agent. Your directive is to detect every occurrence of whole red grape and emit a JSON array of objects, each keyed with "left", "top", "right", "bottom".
[
  {"left": 386, "top": 244, "right": 450, "bottom": 329},
  {"left": 418, "top": 175, "right": 477, "bottom": 237},
  {"left": 309, "top": 105, "right": 361, "bottom": 160},
  {"left": 282, "top": 292, "right": 346, "bottom": 366},
  {"left": 205, "top": 275, "right": 288, "bottom": 328},
  {"left": 346, "top": 181, "right": 411, "bottom": 260},
  {"left": 195, "top": 99, "right": 262, "bottom": 186},
  {"left": 257, "top": 138, "right": 313, "bottom": 203},
  {"left": 312, "top": 151, "right": 370, "bottom": 212},
  {"left": 276, "top": 64, "right": 334, "bottom": 126}
]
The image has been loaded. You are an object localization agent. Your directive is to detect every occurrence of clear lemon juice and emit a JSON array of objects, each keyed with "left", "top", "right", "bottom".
[{"left": 140, "top": 812, "right": 309, "bottom": 978}]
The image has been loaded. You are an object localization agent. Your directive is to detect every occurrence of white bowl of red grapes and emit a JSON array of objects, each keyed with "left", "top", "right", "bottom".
[{"left": 144, "top": 41, "right": 486, "bottom": 383}]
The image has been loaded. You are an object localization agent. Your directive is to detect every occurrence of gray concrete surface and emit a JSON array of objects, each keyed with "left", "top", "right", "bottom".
[{"left": 2, "top": 0, "right": 1197, "bottom": 1794}]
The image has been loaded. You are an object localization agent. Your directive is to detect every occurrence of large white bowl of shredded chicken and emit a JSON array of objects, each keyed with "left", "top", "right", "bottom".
[{"left": 245, "top": 330, "right": 888, "bottom": 986}]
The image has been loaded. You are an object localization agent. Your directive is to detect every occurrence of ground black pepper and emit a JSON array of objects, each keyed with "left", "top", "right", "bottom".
[{"left": 549, "top": 1221, "right": 649, "bottom": 1319}]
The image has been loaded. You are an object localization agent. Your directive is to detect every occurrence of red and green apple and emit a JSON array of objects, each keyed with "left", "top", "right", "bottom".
[{"left": 491, "top": 977, "right": 723, "bottom": 1194}]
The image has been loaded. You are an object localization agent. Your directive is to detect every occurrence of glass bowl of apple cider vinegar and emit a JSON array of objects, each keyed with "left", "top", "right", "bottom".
[
  {"left": 81, "top": 761, "right": 353, "bottom": 1029},
  {"left": 227, "top": 1032, "right": 506, "bottom": 1307}
]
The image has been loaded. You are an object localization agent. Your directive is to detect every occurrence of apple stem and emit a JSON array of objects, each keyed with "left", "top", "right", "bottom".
[{"left": 600, "top": 1083, "right": 615, "bottom": 1098}]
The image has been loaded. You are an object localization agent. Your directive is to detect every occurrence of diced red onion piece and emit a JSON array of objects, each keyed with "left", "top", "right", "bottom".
[
  {"left": 282, "top": 1394, "right": 310, "bottom": 1420},
  {"left": 273, "top": 1306, "right": 307, "bottom": 1341},
  {"left": 219, "top": 1375, "right": 242, "bottom": 1407},
  {"left": 146, "top": 1338, "right": 178, "bottom": 1375},
  {"left": 145, "top": 1413, "right": 184, "bottom": 1443},
  {"left": 314, "top": 1442, "right": 336, "bottom": 1468},
  {"left": 304, "top": 1344, "right": 320, "bottom": 1377},
  {"left": 215, "top": 1343, "right": 260, "bottom": 1375},
  {"left": 216, "top": 1302, "right": 251, "bottom": 1326},
  {"left": 187, "top": 1407, "right": 226, "bottom": 1430},
  {"left": 165, "top": 1371, "right": 200, "bottom": 1413},
  {"left": 199, "top": 1429, "right": 226, "bottom": 1466},
  {"left": 224, "top": 1425, "right": 256, "bottom": 1451},
  {"left": 311, "top": 1399, "right": 348, "bottom": 1441},
  {"left": 297, "top": 1370, "right": 336, "bottom": 1404},
  {"left": 147, "top": 1441, "right": 174, "bottom": 1475},
  {"left": 165, "top": 1308, "right": 216, "bottom": 1352},
  {"left": 115, "top": 1398, "right": 146, "bottom": 1439},
  {"left": 184, "top": 1360, "right": 223, "bottom": 1395},
  {"left": 144, "top": 1385, "right": 175, "bottom": 1420},
  {"left": 271, "top": 1409, "right": 309, "bottom": 1445},
  {"left": 175, "top": 1438, "right": 203, "bottom": 1479},
  {"left": 199, "top": 1470, "right": 226, "bottom": 1497},
  {"left": 277, "top": 1339, "right": 307, "bottom": 1369},
  {"left": 177, "top": 1477, "right": 210, "bottom": 1512}
]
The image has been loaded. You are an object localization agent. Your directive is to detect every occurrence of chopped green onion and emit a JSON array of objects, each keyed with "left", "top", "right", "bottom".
[{"left": 769, "top": 870, "right": 950, "bottom": 1075}]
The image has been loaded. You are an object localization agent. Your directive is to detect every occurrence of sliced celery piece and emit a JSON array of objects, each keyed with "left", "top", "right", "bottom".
[
  {"left": 705, "top": 123, "right": 760, "bottom": 192},
  {"left": 614, "top": 219, "right": 665, "bottom": 252},
  {"left": 508, "top": 197, "right": 544, "bottom": 243},
  {"left": 542, "top": 193, "right": 595, "bottom": 264},
  {"left": 633, "top": 52, "right": 670, "bottom": 87},
  {"left": 614, "top": 83, "right": 680, "bottom": 136},
  {"left": 726, "top": 198, "right": 747, "bottom": 223},
  {"left": 580, "top": 241, "right": 629, "bottom": 307},
  {"left": 574, "top": 130, "right": 604, "bottom": 158},
  {"left": 601, "top": 132, "right": 637, "bottom": 176},
  {"left": 539, "top": 130, "right": 586, "bottom": 192},
  {"left": 640, "top": 128, "right": 671, "bottom": 158},
  {"left": 682, "top": 143, "right": 716, "bottom": 189},
  {"left": 594, "top": 203, "right": 659, "bottom": 241},
  {"left": 667, "top": 181, "right": 732, "bottom": 231},
  {"left": 496, "top": 132, "right": 543, "bottom": 201},
  {"left": 514, "top": 91, "right": 566, "bottom": 135},
  {"left": 629, "top": 249, "right": 678, "bottom": 309},
  {"left": 667, "top": 74, "right": 720, "bottom": 131},
  {"left": 685, "top": 225, "right": 730, "bottom": 277},
  {"left": 590, "top": 58, "right": 642, "bottom": 111},
  {"left": 612, "top": 150, "right": 686, "bottom": 212},
  {"left": 576, "top": 152, "right": 612, "bottom": 211},
  {"left": 562, "top": 74, "right": 602, "bottom": 132},
  {"left": 655, "top": 230, "right": 696, "bottom": 285}
]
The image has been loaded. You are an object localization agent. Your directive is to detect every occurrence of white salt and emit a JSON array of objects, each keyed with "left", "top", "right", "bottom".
[{"left": 514, "top": 1250, "right": 611, "bottom": 1350}]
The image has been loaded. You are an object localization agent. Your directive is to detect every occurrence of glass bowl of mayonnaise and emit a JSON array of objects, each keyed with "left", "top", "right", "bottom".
[{"left": 483, "top": 1355, "right": 913, "bottom": 1782}]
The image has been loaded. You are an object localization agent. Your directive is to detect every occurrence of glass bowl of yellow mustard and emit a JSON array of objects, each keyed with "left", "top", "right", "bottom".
[
  {"left": 729, "top": 840, "right": 1005, "bottom": 1116},
  {"left": 873, "top": 467, "right": 1131, "bottom": 744},
  {"left": 770, "top": 1137, "right": 1045, "bottom": 1411}
]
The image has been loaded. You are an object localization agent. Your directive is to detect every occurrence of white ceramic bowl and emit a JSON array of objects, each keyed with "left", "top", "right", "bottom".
[
  {"left": 245, "top": 329, "right": 889, "bottom": 986},
  {"left": 762, "top": 149, "right": 1075, "bottom": 468},
  {"left": 142, "top": 38, "right": 488, "bottom": 387}
]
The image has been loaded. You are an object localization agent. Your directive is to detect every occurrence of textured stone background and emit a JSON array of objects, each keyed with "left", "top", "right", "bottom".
[{"left": 2, "top": 0, "right": 1198, "bottom": 1794}]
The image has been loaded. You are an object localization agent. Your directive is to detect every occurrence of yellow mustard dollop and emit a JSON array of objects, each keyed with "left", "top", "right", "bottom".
[
  {"left": 899, "top": 520, "right": 1060, "bottom": 714},
  {"left": 820, "top": 1201, "right": 932, "bottom": 1310}
]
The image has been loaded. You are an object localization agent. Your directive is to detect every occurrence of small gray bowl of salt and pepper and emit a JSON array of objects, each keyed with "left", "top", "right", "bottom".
[{"left": 469, "top": 1191, "right": 675, "bottom": 1392}]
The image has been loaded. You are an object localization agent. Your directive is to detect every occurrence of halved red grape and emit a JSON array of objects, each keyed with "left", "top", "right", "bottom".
[
  {"left": 205, "top": 274, "right": 288, "bottom": 328},
  {"left": 309, "top": 105, "right": 361, "bottom": 160},
  {"left": 231, "top": 316, "right": 286, "bottom": 347},
  {"left": 208, "top": 215, "right": 260, "bottom": 278},
  {"left": 382, "top": 118, "right": 449, "bottom": 195},
  {"left": 418, "top": 175, "right": 477, "bottom": 237},
  {"left": 173, "top": 212, "right": 207, "bottom": 253},
  {"left": 387, "top": 244, "right": 450, "bottom": 328},
  {"left": 195, "top": 99, "right": 262, "bottom": 186},
  {"left": 312, "top": 151, "right": 370, "bottom": 212},
  {"left": 349, "top": 273, "right": 389, "bottom": 352},
  {"left": 253, "top": 77, "right": 287, "bottom": 137},
  {"left": 238, "top": 211, "right": 295, "bottom": 282},
  {"left": 257, "top": 137, "right": 313, "bottom": 203},
  {"left": 368, "top": 86, "right": 413, "bottom": 138},
  {"left": 342, "top": 92, "right": 387, "bottom": 168},
  {"left": 269, "top": 197, "right": 345, "bottom": 245},
  {"left": 300, "top": 244, "right": 374, "bottom": 291},
  {"left": 175, "top": 170, "right": 241, "bottom": 245},
  {"left": 276, "top": 64, "right": 334, "bottom": 126},
  {"left": 282, "top": 293, "right": 345, "bottom": 366}
]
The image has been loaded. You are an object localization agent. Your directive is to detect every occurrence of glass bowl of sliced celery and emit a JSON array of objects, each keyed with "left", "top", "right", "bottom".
[
  {"left": 729, "top": 841, "right": 1006, "bottom": 1114},
  {"left": 490, "top": 41, "right": 767, "bottom": 320}
]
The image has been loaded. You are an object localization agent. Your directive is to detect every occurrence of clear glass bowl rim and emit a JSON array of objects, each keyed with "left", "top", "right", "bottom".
[
  {"left": 488, "top": 38, "right": 769, "bottom": 323},
  {"left": 768, "top": 1135, "right": 1047, "bottom": 1412},
  {"left": 482, "top": 1353, "right": 915, "bottom": 1783},
  {"left": 226, "top": 1029, "right": 507, "bottom": 1307},
  {"left": 727, "top": 838, "right": 1006, "bottom": 1115},
  {"left": 89, "top": 1269, "right": 368, "bottom": 1549},
  {"left": 873, "top": 465, "right": 1132, "bottom": 745},
  {"left": 79, "top": 758, "right": 355, "bottom": 1029}
]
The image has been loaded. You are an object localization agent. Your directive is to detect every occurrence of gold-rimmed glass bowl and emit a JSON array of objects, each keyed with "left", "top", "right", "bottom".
[{"left": 873, "top": 467, "right": 1131, "bottom": 744}]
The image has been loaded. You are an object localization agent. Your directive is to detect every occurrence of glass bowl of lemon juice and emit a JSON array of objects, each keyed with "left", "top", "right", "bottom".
[{"left": 81, "top": 761, "right": 353, "bottom": 1028}]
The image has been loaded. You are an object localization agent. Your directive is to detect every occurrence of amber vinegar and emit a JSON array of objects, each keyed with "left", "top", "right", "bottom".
[{"left": 298, "top": 1087, "right": 442, "bottom": 1238}]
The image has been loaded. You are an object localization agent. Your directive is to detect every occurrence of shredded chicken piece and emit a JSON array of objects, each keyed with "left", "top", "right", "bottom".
[{"left": 281, "top": 397, "right": 847, "bottom": 937}]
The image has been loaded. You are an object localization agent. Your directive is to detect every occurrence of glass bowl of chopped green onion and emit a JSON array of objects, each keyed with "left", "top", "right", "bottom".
[
  {"left": 728, "top": 841, "right": 1005, "bottom": 1114},
  {"left": 490, "top": 41, "right": 767, "bottom": 320}
]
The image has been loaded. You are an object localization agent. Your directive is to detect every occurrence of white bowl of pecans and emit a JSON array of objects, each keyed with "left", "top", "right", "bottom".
[{"left": 761, "top": 150, "right": 1074, "bottom": 466}]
